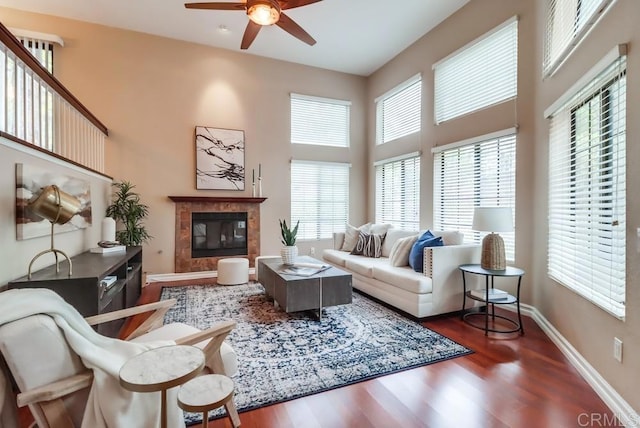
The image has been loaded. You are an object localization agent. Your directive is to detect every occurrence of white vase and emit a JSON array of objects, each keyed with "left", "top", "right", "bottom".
[{"left": 281, "top": 246, "right": 298, "bottom": 265}]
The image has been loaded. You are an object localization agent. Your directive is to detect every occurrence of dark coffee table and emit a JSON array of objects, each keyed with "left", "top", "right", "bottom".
[{"left": 257, "top": 256, "right": 352, "bottom": 320}]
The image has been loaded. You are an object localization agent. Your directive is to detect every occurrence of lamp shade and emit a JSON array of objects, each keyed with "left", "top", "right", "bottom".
[{"left": 472, "top": 207, "right": 513, "bottom": 233}]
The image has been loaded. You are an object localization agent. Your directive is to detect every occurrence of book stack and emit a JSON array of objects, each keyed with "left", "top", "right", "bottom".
[
  {"left": 470, "top": 288, "right": 510, "bottom": 301},
  {"left": 90, "top": 245, "right": 126, "bottom": 254}
]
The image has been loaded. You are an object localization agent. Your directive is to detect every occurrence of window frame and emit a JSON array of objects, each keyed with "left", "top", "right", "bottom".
[
  {"left": 374, "top": 152, "right": 421, "bottom": 231},
  {"left": 290, "top": 93, "right": 351, "bottom": 148},
  {"left": 433, "top": 16, "right": 518, "bottom": 125},
  {"left": 290, "top": 160, "right": 350, "bottom": 241},
  {"left": 432, "top": 129, "right": 517, "bottom": 260},
  {"left": 374, "top": 74, "right": 422, "bottom": 145},
  {"left": 546, "top": 48, "right": 626, "bottom": 319}
]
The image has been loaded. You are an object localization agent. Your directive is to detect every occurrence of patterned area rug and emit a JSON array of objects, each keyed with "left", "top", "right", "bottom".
[{"left": 160, "top": 282, "right": 472, "bottom": 425}]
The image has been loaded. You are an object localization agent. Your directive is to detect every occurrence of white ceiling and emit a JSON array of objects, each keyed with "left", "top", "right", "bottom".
[{"left": 0, "top": 0, "right": 469, "bottom": 76}]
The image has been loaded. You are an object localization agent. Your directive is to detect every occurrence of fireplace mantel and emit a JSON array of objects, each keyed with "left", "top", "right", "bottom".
[{"left": 169, "top": 196, "right": 267, "bottom": 204}]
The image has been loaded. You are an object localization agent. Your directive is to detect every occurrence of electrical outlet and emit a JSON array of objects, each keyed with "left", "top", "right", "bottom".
[
  {"left": 310, "top": 247, "right": 316, "bottom": 256},
  {"left": 614, "top": 337, "right": 623, "bottom": 363}
]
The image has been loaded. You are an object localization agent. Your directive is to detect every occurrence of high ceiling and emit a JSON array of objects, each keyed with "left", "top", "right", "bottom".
[{"left": 0, "top": 0, "right": 469, "bottom": 76}]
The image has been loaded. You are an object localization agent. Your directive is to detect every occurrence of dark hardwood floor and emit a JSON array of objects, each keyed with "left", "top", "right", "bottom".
[{"left": 125, "top": 281, "right": 617, "bottom": 428}]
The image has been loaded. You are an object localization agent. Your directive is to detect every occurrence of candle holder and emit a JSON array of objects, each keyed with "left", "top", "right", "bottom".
[
  {"left": 252, "top": 182, "right": 256, "bottom": 197},
  {"left": 258, "top": 177, "right": 263, "bottom": 197}
]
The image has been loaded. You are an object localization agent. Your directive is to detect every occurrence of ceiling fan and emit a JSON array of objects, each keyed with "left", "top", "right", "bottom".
[{"left": 185, "top": 0, "right": 321, "bottom": 50}]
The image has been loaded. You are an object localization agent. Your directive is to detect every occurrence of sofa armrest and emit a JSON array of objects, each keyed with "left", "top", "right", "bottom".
[
  {"left": 423, "top": 244, "right": 481, "bottom": 278},
  {"left": 332, "top": 232, "right": 345, "bottom": 250}
]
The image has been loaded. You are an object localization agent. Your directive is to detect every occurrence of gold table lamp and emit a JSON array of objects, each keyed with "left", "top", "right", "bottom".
[{"left": 27, "top": 185, "right": 82, "bottom": 278}]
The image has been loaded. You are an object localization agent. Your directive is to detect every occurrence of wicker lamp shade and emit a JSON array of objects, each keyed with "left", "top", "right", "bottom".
[{"left": 472, "top": 207, "right": 512, "bottom": 271}]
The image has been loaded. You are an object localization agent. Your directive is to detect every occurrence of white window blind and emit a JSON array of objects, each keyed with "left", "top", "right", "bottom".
[
  {"left": 433, "top": 131, "right": 516, "bottom": 259},
  {"left": 433, "top": 17, "right": 518, "bottom": 124},
  {"left": 19, "top": 37, "right": 54, "bottom": 73},
  {"left": 547, "top": 55, "right": 626, "bottom": 319},
  {"left": 375, "top": 154, "right": 420, "bottom": 230},
  {"left": 375, "top": 74, "right": 422, "bottom": 145},
  {"left": 291, "top": 160, "right": 349, "bottom": 240},
  {"left": 543, "top": 0, "right": 614, "bottom": 78},
  {"left": 290, "top": 93, "right": 350, "bottom": 147}
]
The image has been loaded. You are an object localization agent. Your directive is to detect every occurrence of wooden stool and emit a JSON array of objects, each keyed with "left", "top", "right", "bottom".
[{"left": 177, "top": 374, "right": 240, "bottom": 428}]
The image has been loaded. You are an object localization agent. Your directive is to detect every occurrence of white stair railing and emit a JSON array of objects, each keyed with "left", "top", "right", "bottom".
[{"left": 0, "top": 23, "right": 108, "bottom": 174}]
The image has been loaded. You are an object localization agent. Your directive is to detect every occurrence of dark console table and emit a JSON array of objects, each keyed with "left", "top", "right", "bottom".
[{"left": 8, "top": 247, "right": 142, "bottom": 337}]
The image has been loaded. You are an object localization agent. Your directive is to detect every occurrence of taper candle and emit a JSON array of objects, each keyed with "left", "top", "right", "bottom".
[
  {"left": 252, "top": 169, "right": 255, "bottom": 184},
  {"left": 259, "top": 163, "right": 262, "bottom": 178}
]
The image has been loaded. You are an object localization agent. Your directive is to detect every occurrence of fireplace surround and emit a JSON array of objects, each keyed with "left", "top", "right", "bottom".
[{"left": 169, "top": 196, "right": 267, "bottom": 272}]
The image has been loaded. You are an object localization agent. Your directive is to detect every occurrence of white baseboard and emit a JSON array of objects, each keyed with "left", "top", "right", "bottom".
[
  {"left": 147, "top": 268, "right": 256, "bottom": 283},
  {"left": 515, "top": 303, "right": 639, "bottom": 425}
]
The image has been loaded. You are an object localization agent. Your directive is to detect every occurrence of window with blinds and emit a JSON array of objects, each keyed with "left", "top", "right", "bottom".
[
  {"left": 290, "top": 160, "right": 349, "bottom": 240},
  {"left": 543, "top": 0, "right": 614, "bottom": 78},
  {"left": 433, "top": 17, "right": 518, "bottom": 125},
  {"left": 375, "top": 74, "right": 421, "bottom": 145},
  {"left": 547, "top": 54, "right": 626, "bottom": 319},
  {"left": 375, "top": 154, "right": 420, "bottom": 230},
  {"left": 19, "top": 37, "right": 54, "bottom": 73},
  {"left": 290, "top": 93, "right": 350, "bottom": 147},
  {"left": 433, "top": 131, "right": 516, "bottom": 259}
]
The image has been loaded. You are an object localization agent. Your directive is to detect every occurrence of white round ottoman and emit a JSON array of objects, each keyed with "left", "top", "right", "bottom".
[{"left": 217, "top": 258, "right": 249, "bottom": 285}]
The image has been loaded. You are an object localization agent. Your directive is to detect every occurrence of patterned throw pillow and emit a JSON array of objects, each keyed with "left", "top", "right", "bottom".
[
  {"left": 340, "top": 223, "right": 372, "bottom": 252},
  {"left": 388, "top": 234, "right": 419, "bottom": 267},
  {"left": 350, "top": 232, "right": 385, "bottom": 258}
]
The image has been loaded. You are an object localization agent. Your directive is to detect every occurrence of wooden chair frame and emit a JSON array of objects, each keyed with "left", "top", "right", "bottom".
[{"left": 9, "top": 299, "right": 240, "bottom": 428}]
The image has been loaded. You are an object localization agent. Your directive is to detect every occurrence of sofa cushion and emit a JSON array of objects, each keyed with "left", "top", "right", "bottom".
[
  {"left": 344, "top": 257, "right": 388, "bottom": 278},
  {"left": 372, "top": 264, "right": 433, "bottom": 294},
  {"left": 431, "top": 230, "right": 464, "bottom": 246},
  {"left": 381, "top": 229, "right": 420, "bottom": 257},
  {"left": 322, "top": 249, "right": 348, "bottom": 267},
  {"left": 350, "top": 232, "right": 384, "bottom": 258},
  {"left": 389, "top": 234, "right": 419, "bottom": 267},
  {"left": 409, "top": 231, "right": 443, "bottom": 272},
  {"left": 340, "top": 223, "right": 371, "bottom": 252}
]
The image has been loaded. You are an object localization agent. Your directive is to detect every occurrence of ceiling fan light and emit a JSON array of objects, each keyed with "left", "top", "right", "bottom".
[{"left": 247, "top": 2, "right": 280, "bottom": 26}]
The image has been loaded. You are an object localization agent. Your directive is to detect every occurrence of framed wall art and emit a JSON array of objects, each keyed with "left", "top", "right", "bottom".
[
  {"left": 15, "top": 163, "right": 92, "bottom": 240},
  {"left": 195, "top": 126, "right": 245, "bottom": 190}
]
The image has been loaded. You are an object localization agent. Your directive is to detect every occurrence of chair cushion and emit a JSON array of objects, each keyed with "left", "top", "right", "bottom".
[
  {"left": 131, "top": 322, "right": 238, "bottom": 377},
  {"left": 340, "top": 223, "right": 371, "bottom": 252},
  {"left": 0, "top": 315, "right": 89, "bottom": 427}
]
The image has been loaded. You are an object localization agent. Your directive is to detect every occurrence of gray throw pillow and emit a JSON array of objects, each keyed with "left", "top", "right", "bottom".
[{"left": 350, "top": 231, "right": 384, "bottom": 258}]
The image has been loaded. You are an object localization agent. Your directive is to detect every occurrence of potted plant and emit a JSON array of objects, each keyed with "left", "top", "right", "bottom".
[
  {"left": 279, "top": 219, "right": 299, "bottom": 265},
  {"left": 106, "top": 181, "right": 151, "bottom": 246}
]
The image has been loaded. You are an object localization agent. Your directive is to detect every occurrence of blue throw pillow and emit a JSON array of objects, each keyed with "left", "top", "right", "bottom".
[{"left": 408, "top": 231, "right": 443, "bottom": 272}]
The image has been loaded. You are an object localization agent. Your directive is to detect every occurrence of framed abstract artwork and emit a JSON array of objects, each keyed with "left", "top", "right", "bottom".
[{"left": 195, "top": 126, "right": 245, "bottom": 190}]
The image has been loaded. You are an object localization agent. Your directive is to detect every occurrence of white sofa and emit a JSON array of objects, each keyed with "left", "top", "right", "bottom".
[{"left": 323, "top": 229, "right": 482, "bottom": 318}]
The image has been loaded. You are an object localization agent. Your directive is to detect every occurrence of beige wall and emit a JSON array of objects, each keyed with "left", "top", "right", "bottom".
[
  {"left": 367, "top": 0, "right": 639, "bottom": 413},
  {"left": 0, "top": 7, "right": 368, "bottom": 276}
]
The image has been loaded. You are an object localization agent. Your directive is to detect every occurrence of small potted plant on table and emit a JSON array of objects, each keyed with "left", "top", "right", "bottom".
[{"left": 279, "top": 219, "right": 299, "bottom": 265}]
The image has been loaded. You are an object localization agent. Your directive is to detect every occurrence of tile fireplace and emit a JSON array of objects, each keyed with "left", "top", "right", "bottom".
[{"left": 169, "top": 196, "right": 267, "bottom": 272}]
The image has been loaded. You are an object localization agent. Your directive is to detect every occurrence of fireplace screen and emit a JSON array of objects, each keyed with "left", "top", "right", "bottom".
[{"left": 191, "top": 212, "right": 248, "bottom": 258}]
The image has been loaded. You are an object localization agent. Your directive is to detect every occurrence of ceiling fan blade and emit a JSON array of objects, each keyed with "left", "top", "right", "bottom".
[
  {"left": 184, "top": 2, "right": 245, "bottom": 10},
  {"left": 241, "top": 21, "right": 262, "bottom": 50},
  {"left": 279, "top": 0, "right": 322, "bottom": 10},
  {"left": 276, "top": 13, "right": 316, "bottom": 46}
]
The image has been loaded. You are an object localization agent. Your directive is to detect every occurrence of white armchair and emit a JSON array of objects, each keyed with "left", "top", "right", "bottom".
[{"left": 0, "top": 291, "right": 240, "bottom": 428}]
